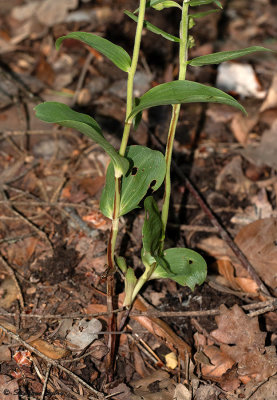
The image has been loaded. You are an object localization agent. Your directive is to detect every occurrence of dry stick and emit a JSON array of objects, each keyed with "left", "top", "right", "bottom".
[
  {"left": 71, "top": 52, "right": 94, "bottom": 106},
  {"left": 1, "top": 299, "right": 275, "bottom": 320},
  {"left": 0, "top": 323, "right": 104, "bottom": 400},
  {"left": 40, "top": 364, "right": 51, "bottom": 400},
  {"left": 151, "top": 135, "right": 271, "bottom": 297},
  {"left": 0, "top": 254, "right": 24, "bottom": 308}
]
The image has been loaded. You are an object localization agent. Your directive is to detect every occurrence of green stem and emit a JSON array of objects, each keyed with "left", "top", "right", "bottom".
[
  {"left": 120, "top": 0, "right": 147, "bottom": 156},
  {"left": 130, "top": 263, "right": 156, "bottom": 304},
  {"left": 107, "top": 0, "right": 147, "bottom": 270},
  {"left": 160, "top": 0, "right": 189, "bottom": 249}
]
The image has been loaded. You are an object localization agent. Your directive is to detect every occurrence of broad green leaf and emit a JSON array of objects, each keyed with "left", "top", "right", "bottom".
[
  {"left": 135, "top": 0, "right": 181, "bottom": 12},
  {"left": 100, "top": 146, "right": 166, "bottom": 218},
  {"left": 34, "top": 102, "right": 129, "bottom": 175},
  {"left": 150, "top": 248, "right": 207, "bottom": 290},
  {"left": 189, "top": 0, "right": 222, "bottom": 8},
  {"left": 142, "top": 197, "right": 163, "bottom": 257},
  {"left": 124, "top": 10, "right": 180, "bottom": 42},
  {"left": 56, "top": 32, "right": 131, "bottom": 72},
  {"left": 190, "top": 9, "right": 220, "bottom": 19},
  {"left": 188, "top": 46, "right": 272, "bottom": 67},
  {"left": 128, "top": 80, "right": 246, "bottom": 120}
]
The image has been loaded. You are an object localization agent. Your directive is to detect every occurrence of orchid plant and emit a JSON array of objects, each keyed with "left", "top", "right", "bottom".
[{"left": 35, "top": 0, "right": 270, "bottom": 315}]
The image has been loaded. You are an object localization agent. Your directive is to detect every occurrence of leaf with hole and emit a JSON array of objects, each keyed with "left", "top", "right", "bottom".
[
  {"left": 124, "top": 11, "right": 180, "bottom": 42},
  {"left": 150, "top": 248, "right": 207, "bottom": 290},
  {"left": 34, "top": 102, "right": 129, "bottom": 175},
  {"left": 56, "top": 32, "right": 131, "bottom": 72},
  {"left": 189, "top": 0, "right": 222, "bottom": 8},
  {"left": 128, "top": 80, "right": 246, "bottom": 120},
  {"left": 188, "top": 46, "right": 272, "bottom": 67},
  {"left": 100, "top": 146, "right": 166, "bottom": 219}
]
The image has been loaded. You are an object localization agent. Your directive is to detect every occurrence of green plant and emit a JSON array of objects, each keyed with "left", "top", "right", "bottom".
[{"left": 35, "top": 1, "right": 270, "bottom": 319}]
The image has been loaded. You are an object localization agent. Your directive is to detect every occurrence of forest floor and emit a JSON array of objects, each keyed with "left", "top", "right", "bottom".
[{"left": 0, "top": 0, "right": 277, "bottom": 399}]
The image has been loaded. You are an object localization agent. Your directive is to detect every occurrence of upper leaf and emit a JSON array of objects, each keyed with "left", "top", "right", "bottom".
[
  {"left": 188, "top": 46, "right": 272, "bottom": 67},
  {"left": 189, "top": 0, "right": 222, "bottom": 8},
  {"left": 190, "top": 9, "right": 220, "bottom": 19},
  {"left": 142, "top": 196, "right": 163, "bottom": 257},
  {"left": 56, "top": 32, "right": 131, "bottom": 72},
  {"left": 34, "top": 102, "right": 129, "bottom": 175},
  {"left": 125, "top": 10, "right": 180, "bottom": 42},
  {"left": 150, "top": 248, "right": 207, "bottom": 290},
  {"left": 128, "top": 80, "right": 246, "bottom": 120},
  {"left": 135, "top": 0, "right": 181, "bottom": 12},
  {"left": 100, "top": 146, "right": 166, "bottom": 218}
]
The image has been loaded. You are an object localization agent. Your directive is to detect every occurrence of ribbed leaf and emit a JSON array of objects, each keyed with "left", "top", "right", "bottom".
[
  {"left": 189, "top": 0, "right": 222, "bottom": 8},
  {"left": 56, "top": 32, "right": 131, "bottom": 72},
  {"left": 124, "top": 10, "right": 180, "bottom": 42},
  {"left": 100, "top": 146, "right": 166, "bottom": 218},
  {"left": 128, "top": 80, "right": 246, "bottom": 120},
  {"left": 150, "top": 248, "right": 207, "bottom": 290},
  {"left": 34, "top": 102, "right": 129, "bottom": 175},
  {"left": 190, "top": 9, "right": 220, "bottom": 19},
  {"left": 188, "top": 46, "right": 272, "bottom": 67},
  {"left": 142, "top": 197, "right": 163, "bottom": 257}
]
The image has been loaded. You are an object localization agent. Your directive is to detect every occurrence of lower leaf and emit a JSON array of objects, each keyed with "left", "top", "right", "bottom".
[{"left": 150, "top": 247, "right": 207, "bottom": 290}]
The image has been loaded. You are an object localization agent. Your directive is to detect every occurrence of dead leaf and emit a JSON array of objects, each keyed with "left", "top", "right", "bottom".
[
  {"left": 216, "top": 62, "right": 266, "bottom": 99},
  {"left": 131, "top": 370, "right": 175, "bottom": 400},
  {"left": 0, "top": 345, "right": 11, "bottom": 362},
  {"left": 242, "top": 120, "right": 277, "bottom": 169},
  {"left": 216, "top": 156, "right": 252, "bottom": 196},
  {"left": 174, "top": 384, "right": 191, "bottom": 400},
  {"left": 260, "top": 74, "right": 277, "bottom": 112},
  {"left": 200, "top": 345, "right": 235, "bottom": 380},
  {"left": 30, "top": 339, "right": 69, "bottom": 359},
  {"left": 0, "top": 375, "right": 19, "bottom": 400},
  {"left": 36, "top": 0, "right": 78, "bottom": 27},
  {"left": 235, "top": 218, "right": 277, "bottom": 291},
  {"left": 231, "top": 113, "right": 258, "bottom": 145},
  {"left": 66, "top": 318, "right": 102, "bottom": 351},
  {"left": 0, "top": 277, "right": 19, "bottom": 308}
]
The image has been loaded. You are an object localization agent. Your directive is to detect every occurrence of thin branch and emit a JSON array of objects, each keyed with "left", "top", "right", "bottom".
[{"left": 40, "top": 364, "right": 51, "bottom": 400}]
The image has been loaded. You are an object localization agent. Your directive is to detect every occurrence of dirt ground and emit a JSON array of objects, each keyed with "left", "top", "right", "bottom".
[{"left": 0, "top": 0, "right": 277, "bottom": 399}]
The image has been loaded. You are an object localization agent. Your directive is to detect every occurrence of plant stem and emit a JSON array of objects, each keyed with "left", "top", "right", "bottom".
[
  {"left": 160, "top": 0, "right": 189, "bottom": 249},
  {"left": 131, "top": 263, "right": 156, "bottom": 304},
  {"left": 105, "top": 0, "right": 147, "bottom": 378},
  {"left": 120, "top": 0, "right": 147, "bottom": 156}
]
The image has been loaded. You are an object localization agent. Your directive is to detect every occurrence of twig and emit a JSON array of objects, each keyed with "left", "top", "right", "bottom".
[
  {"left": 40, "top": 364, "right": 51, "bottom": 400},
  {"left": 0, "top": 323, "right": 104, "bottom": 400},
  {"left": 71, "top": 52, "right": 93, "bottom": 106},
  {"left": 150, "top": 134, "right": 272, "bottom": 297},
  {"left": 0, "top": 300, "right": 275, "bottom": 320},
  {"left": 0, "top": 254, "right": 24, "bottom": 308}
]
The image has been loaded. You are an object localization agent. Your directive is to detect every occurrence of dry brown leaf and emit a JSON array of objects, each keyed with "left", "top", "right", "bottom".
[
  {"left": 260, "top": 74, "right": 277, "bottom": 112},
  {"left": 231, "top": 113, "right": 258, "bottom": 145},
  {"left": 235, "top": 218, "right": 277, "bottom": 291},
  {"left": 210, "top": 305, "right": 277, "bottom": 382},
  {"left": 211, "top": 305, "right": 266, "bottom": 347},
  {"left": 201, "top": 345, "right": 235, "bottom": 380},
  {"left": 0, "top": 375, "right": 19, "bottom": 400},
  {"left": 0, "top": 277, "right": 20, "bottom": 308},
  {"left": 30, "top": 339, "right": 70, "bottom": 360}
]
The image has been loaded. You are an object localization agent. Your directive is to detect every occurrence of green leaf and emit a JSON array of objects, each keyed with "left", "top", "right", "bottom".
[
  {"left": 129, "top": 80, "right": 246, "bottom": 120},
  {"left": 100, "top": 146, "right": 166, "bottom": 219},
  {"left": 188, "top": 46, "right": 272, "bottom": 67},
  {"left": 124, "top": 10, "right": 180, "bottom": 42},
  {"left": 150, "top": 248, "right": 207, "bottom": 290},
  {"left": 142, "top": 197, "right": 163, "bottom": 257},
  {"left": 56, "top": 32, "right": 131, "bottom": 72},
  {"left": 135, "top": 0, "right": 182, "bottom": 12},
  {"left": 190, "top": 9, "right": 220, "bottom": 19},
  {"left": 189, "top": 0, "right": 222, "bottom": 8},
  {"left": 34, "top": 102, "right": 129, "bottom": 175}
]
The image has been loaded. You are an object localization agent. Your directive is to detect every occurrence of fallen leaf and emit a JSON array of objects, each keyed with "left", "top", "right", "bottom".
[
  {"left": 165, "top": 352, "right": 178, "bottom": 370},
  {"left": 66, "top": 318, "right": 102, "bottom": 350},
  {"left": 260, "top": 74, "right": 277, "bottom": 112},
  {"left": 36, "top": 0, "right": 78, "bottom": 27},
  {"left": 30, "top": 339, "right": 69, "bottom": 359},
  {"left": 0, "top": 375, "right": 19, "bottom": 400},
  {"left": 200, "top": 345, "right": 235, "bottom": 380},
  {"left": 174, "top": 384, "right": 191, "bottom": 400},
  {"left": 0, "top": 277, "right": 19, "bottom": 308},
  {"left": 235, "top": 218, "right": 277, "bottom": 291}
]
